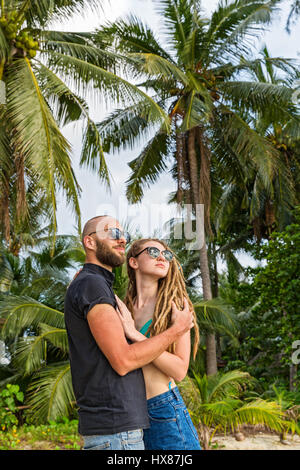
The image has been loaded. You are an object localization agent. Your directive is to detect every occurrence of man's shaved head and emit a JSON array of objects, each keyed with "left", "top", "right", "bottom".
[
  {"left": 81, "top": 215, "right": 108, "bottom": 246},
  {"left": 81, "top": 215, "right": 123, "bottom": 248}
]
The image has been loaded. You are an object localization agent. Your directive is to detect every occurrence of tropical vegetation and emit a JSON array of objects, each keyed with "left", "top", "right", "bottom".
[{"left": 0, "top": 0, "right": 299, "bottom": 450}]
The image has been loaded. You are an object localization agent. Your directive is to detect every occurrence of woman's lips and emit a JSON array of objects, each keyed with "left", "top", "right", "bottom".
[{"left": 155, "top": 263, "right": 165, "bottom": 268}]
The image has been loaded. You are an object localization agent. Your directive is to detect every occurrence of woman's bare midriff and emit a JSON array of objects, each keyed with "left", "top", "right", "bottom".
[
  {"left": 133, "top": 305, "right": 176, "bottom": 400},
  {"left": 142, "top": 362, "right": 176, "bottom": 400}
]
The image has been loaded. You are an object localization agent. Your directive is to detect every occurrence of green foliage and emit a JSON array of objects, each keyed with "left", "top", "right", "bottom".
[
  {"left": 0, "top": 384, "right": 24, "bottom": 431},
  {"left": 0, "top": 417, "right": 81, "bottom": 450},
  {"left": 220, "top": 208, "right": 300, "bottom": 388},
  {"left": 179, "top": 369, "right": 296, "bottom": 449}
]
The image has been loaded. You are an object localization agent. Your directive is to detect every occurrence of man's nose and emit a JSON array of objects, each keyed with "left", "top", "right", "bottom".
[{"left": 118, "top": 235, "right": 126, "bottom": 244}]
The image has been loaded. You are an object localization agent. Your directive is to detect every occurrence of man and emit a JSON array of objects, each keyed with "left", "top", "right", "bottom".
[{"left": 64, "top": 215, "right": 194, "bottom": 450}]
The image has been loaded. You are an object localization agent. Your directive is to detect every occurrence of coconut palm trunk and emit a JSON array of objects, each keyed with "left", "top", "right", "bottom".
[{"left": 187, "top": 127, "right": 217, "bottom": 375}]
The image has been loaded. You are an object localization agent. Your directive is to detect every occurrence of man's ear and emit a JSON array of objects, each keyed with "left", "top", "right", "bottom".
[{"left": 83, "top": 235, "right": 95, "bottom": 251}]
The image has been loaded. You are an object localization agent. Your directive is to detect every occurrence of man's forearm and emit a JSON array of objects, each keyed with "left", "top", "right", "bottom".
[{"left": 123, "top": 326, "right": 181, "bottom": 374}]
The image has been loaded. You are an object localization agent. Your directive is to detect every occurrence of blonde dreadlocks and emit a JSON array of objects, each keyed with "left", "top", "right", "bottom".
[{"left": 124, "top": 238, "right": 200, "bottom": 360}]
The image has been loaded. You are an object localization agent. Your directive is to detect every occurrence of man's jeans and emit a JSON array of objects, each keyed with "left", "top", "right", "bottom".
[{"left": 82, "top": 429, "right": 144, "bottom": 450}]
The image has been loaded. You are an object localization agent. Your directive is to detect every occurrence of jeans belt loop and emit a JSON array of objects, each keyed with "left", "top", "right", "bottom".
[{"left": 172, "top": 387, "right": 179, "bottom": 401}]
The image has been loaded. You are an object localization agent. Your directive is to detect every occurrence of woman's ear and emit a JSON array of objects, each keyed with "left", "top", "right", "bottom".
[{"left": 128, "top": 256, "right": 138, "bottom": 270}]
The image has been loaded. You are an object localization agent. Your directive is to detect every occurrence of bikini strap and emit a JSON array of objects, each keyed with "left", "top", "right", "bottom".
[{"left": 139, "top": 318, "right": 153, "bottom": 337}]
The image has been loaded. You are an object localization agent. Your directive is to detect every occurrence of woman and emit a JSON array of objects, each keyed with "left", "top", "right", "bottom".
[{"left": 115, "top": 238, "right": 201, "bottom": 451}]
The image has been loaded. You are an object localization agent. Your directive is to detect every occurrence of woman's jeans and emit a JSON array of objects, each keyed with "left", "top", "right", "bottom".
[
  {"left": 82, "top": 429, "right": 144, "bottom": 450},
  {"left": 143, "top": 387, "right": 201, "bottom": 450}
]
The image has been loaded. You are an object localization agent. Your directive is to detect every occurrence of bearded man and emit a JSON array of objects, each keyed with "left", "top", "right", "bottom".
[{"left": 64, "top": 215, "right": 193, "bottom": 450}]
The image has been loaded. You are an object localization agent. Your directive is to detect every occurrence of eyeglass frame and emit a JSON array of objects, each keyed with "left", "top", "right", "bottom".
[
  {"left": 88, "top": 227, "right": 131, "bottom": 244},
  {"left": 134, "top": 246, "right": 174, "bottom": 261}
]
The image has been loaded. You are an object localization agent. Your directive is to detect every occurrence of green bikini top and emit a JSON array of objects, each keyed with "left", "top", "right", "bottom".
[{"left": 139, "top": 318, "right": 152, "bottom": 337}]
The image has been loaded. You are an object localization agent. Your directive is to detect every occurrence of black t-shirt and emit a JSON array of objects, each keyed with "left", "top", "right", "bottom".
[{"left": 64, "top": 263, "right": 149, "bottom": 436}]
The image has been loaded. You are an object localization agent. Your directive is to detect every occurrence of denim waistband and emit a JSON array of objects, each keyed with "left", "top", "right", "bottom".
[{"left": 146, "top": 386, "right": 183, "bottom": 409}]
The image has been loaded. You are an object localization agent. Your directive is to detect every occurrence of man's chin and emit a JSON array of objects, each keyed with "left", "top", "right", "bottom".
[
  {"left": 95, "top": 241, "right": 126, "bottom": 268},
  {"left": 114, "top": 251, "right": 126, "bottom": 266},
  {"left": 106, "top": 250, "right": 126, "bottom": 268}
]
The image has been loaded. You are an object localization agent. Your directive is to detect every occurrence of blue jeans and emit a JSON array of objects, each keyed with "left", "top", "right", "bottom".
[
  {"left": 143, "top": 387, "right": 201, "bottom": 450},
  {"left": 82, "top": 429, "right": 144, "bottom": 450}
]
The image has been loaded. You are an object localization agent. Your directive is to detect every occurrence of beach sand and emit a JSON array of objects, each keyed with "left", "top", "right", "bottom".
[{"left": 212, "top": 431, "right": 300, "bottom": 450}]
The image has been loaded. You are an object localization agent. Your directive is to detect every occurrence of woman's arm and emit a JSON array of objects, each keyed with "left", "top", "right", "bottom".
[
  {"left": 151, "top": 331, "right": 190, "bottom": 382},
  {"left": 115, "top": 296, "right": 191, "bottom": 382},
  {"left": 133, "top": 329, "right": 190, "bottom": 382}
]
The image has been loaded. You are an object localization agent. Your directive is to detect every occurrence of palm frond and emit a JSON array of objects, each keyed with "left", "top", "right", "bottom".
[
  {"left": 153, "top": 0, "right": 199, "bottom": 57},
  {"left": 125, "top": 129, "right": 172, "bottom": 203},
  {"left": 22, "top": 0, "right": 102, "bottom": 27},
  {"left": 6, "top": 58, "right": 82, "bottom": 237},
  {"left": 97, "top": 96, "right": 167, "bottom": 155},
  {"left": 180, "top": 88, "right": 212, "bottom": 131},
  {"left": 80, "top": 119, "right": 111, "bottom": 189},
  {"left": 217, "top": 105, "right": 288, "bottom": 195},
  {"left": 219, "top": 81, "right": 297, "bottom": 120},
  {"left": 26, "top": 361, "right": 75, "bottom": 423},
  {"left": 128, "top": 52, "right": 188, "bottom": 85},
  {"left": 206, "top": 0, "right": 282, "bottom": 63},
  {"left": 0, "top": 25, "right": 9, "bottom": 60},
  {"left": 35, "top": 60, "right": 89, "bottom": 127},
  {"left": 95, "top": 15, "right": 173, "bottom": 62},
  {"left": 0, "top": 294, "right": 65, "bottom": 340},
  {"left": 193, "top": 297, "right": 240, "bottom": 339},
  {"left": 41, "top": 50, "right": 170, "bottom": 132},
  {"left": 207, "top": 370, "right": 254, "bottom": 401},
  {"left": 39, "top": 323, "right": 69, "bottom": 353},
  {"left": 235, "top": 398, "right": 285, "bottom": 431}
]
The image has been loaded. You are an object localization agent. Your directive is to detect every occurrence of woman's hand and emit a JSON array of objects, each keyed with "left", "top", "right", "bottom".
[
  {"left": 67, "top": 268, "right": 83, "bottom": 288},
  {"left": 115, "top": 295, "right": 142, "bottom": 342},
  {"left": 170, "top": 297, "right": 194, "bottom": 334}
]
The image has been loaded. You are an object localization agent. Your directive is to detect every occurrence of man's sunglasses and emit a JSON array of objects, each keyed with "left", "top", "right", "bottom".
[
  {"left": 88, "top": 227, "right": 131, "bottom": 244},
  {"left": 134, "top": 246, "right": 174, "bottom": 262}
]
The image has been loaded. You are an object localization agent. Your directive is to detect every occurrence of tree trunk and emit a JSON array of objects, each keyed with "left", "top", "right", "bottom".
[
  {"left": 187, "top": 128, "right": 218, "bottom": 376},
  {"left": 289, "top": 364, "right": 297, "bottom": 392},
  {"left": 198, "top": 423, "right": 211, "bottom": 450}
]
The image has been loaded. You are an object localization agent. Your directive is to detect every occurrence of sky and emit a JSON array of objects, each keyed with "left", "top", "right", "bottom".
[{"left": 54, "top": 0, "right": 299, "bottom": 270}]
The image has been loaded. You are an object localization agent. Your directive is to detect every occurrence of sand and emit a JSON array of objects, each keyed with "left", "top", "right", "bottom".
[{"left": 212, "top": 432, "right": 300, "bottom": 450}]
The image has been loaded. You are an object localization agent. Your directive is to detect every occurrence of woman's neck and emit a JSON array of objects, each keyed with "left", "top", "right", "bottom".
[{"left": 134, "top": 275, "right": 158, "bottom": 309}]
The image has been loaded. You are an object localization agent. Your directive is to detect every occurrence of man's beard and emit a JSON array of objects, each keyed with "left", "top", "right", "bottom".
[{"left": 95, "top": 239, "right": 125, "bottom": 268}]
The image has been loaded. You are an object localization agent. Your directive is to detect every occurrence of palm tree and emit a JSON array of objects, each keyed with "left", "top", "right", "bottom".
[
  {"left": 0, "top": 234, "right": 130, "bottom": 422},
  {"left": 0, "top": 0, "right": 170, "bottom": 252},
  {"left": 92, "top": 0, "right": 297, "bottom": 374},
  {"left": 213, "top": 46, "right": 300, "bottom": 242},
  {"left": 0, "top": 238, "right": 77, "bottom": 418},
  {"left": 178, "top": 370, "right": 293, "bottom": 449},
  {"left": 286, "top": 0, "right": 300, "bottom": 32}
]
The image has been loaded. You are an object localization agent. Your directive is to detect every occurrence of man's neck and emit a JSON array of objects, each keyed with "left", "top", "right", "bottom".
[{"left": 85, "top": 257, "right": 112, "bottom": 272}]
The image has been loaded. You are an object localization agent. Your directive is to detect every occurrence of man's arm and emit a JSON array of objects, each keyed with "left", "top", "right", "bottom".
[
  {"left": 132, "top": 330, "right": 191, "bottom": 382},
  {"left": 87, "top": 303, "right": 193, "bottom": 376},
  {"left": 114, "top": 295, "right": 192, "bottom": 381}
]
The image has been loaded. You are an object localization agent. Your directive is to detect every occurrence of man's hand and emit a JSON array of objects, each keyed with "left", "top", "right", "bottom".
[
  {"left": 170, "top": 297, "right": 194, "bottom": 336},
  {"left": 115, "top": 295, "right": 140, "bottom": 342}
]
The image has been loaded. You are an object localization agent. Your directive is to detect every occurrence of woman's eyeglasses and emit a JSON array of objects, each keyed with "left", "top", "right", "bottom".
[
  {"left": 88, "top": 227, "right": 131, "bottom": 244},
  {"left": 134, "top": 246, "right": 174, "bottom": 262}
]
